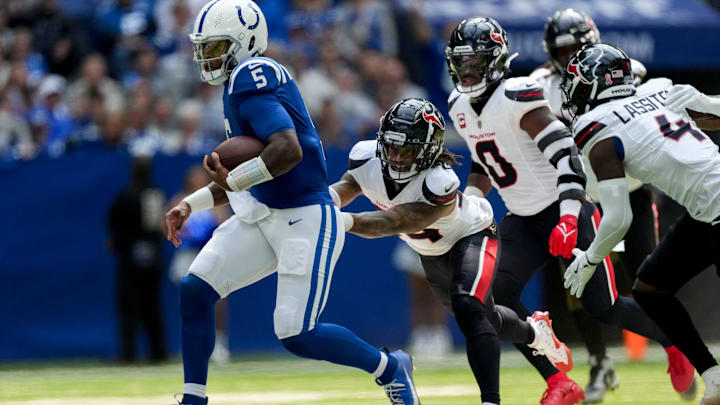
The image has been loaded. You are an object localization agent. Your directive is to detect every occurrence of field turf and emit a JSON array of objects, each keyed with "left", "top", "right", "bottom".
[{"left": 0, "top": 349, "right": 701, "bottom": 404}]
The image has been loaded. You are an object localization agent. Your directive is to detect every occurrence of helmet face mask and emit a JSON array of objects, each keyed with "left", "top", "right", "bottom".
[
  {"left": 191, "top": 38, "right": 234, "bottom": 85},
  {"left": 560, "top": 43, "right": 636, "bottom": 122},
  {"left": 445, "top": 17, "right": 512, "bottom": 99},
  {"left": 189, "top": 0, "right": 269, "bottom": 86},
  {"left": 377, "top": 99, "right": 446, "bottom": 183}
]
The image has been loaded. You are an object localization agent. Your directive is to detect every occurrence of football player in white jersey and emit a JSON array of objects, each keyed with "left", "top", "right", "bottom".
[
  {"left": 560, "top": 43, "right": 720, "bottom": 405},
  {"left": 444, "top": 17, "right": 694, "bottom": 405},
  {"left": 330, "top": 98, "right": 573, "bottom": 405},
  {"left": 530, "top": 9, "right": 670, "bottom": 402}
]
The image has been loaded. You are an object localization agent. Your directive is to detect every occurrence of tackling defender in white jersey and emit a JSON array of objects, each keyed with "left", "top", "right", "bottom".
[
  {"left": 331, "top": 98, "right": 572, "bottom": 405},
  {"left": 560, "top": 43, "right": 720, "bottom": 405},
  {"left": 444, "top": 16, "right": 694, "bottom": 405}
]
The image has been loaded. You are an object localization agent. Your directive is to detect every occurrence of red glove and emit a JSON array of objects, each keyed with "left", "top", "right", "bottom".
[{"left": 549, "top": 215, "right": 578, "bottom": 259}]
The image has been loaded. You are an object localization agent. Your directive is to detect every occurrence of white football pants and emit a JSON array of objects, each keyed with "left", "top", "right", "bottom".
[{"left": 187, "top": 201, "right": 344, "bottom": 339}]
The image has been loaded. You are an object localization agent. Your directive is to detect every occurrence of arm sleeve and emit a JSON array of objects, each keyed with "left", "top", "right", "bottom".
[
  {"left": 534, "top": 120, "right": 586, "bottom": 217},
  {"left": 236, "top": 93, "right": 295, "bottom": 142},
  {"left": 585, "top": 178, "right": 633, "bottom": 263}
]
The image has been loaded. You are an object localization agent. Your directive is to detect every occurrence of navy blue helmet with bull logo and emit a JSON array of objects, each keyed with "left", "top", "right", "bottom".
[{"left": 561, "top": 43, "right": 636, "bottom": 121}]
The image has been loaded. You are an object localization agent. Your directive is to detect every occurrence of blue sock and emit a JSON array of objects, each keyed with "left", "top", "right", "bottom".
[
  {"left": 281, "top": 323, "right": 398, "bottom": 383},
  {"left": 179, "top": 274, "right": 220, "bottom": 385}
]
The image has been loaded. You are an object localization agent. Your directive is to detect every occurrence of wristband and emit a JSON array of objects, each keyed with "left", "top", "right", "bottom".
[
  {"left": 226, "top": 156, "right": 273, "bottom": 192},
  {"left": 329, "top": 186, "right": 341, "bottom": 206},
  {"left": 341, "top": 212, "right": 354, "bottom": 231},
  {"left": 182, "top": 187, "right": 214, "bottom": 212},
  {"left": 559, "top": 199, "right": 582, "bottom": 218}
]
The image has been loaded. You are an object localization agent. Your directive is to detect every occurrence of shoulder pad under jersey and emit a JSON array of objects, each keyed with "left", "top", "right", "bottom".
[
  {"left": 636, "top": 77, "right": 673, "bottom": 97},
  {"left": 573, "top": 112, "right": 613, "bottom": 152},
  {"left": 422, "top": 166, "right": 460, "bottom": 206},
  {"left": 348, "top": 140, "right": 377, "bottom": 171},
  {"left": 448, "top": 90, "right": 463, "bottom": 113},
  {"left": 504, "top": 76, "right": 546, "bottom": 102},
  {"left": 227, "top": 57, "right": 291, "bottom": 97}
]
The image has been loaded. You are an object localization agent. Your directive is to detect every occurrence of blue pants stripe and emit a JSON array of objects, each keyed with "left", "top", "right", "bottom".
[
  {"left": 315, "top": 205, "right": 337, "bottom": 325},
  {"left": 302, "top": 204, "right": 327, "bottom": 333}
]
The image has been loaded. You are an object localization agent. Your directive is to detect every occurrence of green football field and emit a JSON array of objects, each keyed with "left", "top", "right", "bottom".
[{"left": 0, "top": 349, "right": 701, "bottom": 405}]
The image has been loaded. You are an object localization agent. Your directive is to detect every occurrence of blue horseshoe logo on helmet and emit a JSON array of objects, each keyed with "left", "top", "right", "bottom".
[{"left": 236, "top": 3, "right": 260, "bottom": 30}]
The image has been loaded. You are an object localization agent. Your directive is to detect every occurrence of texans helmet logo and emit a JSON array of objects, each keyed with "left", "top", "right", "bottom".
[
  {"left": 489, "top": 28, "right": 505, "bottom": 47},
  {"left": 422, "top": 107, "right": 444, "bottom": 129},
  {"left": 568, "top": 46, "right": 604, "bottom": 85},
  {"left": 567, "top": 60, "right": 590, "bottom": 84}
]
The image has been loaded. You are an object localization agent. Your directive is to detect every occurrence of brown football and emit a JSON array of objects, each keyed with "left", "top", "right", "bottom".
[{"left": 213, "top": 136, "right": 265, "bottom": 170}]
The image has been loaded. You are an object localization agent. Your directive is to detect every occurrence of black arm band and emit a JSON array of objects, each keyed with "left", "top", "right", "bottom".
[
  {"left": 537, "top": 129, "right": 572, "bottom": 153},
  {"left": 549, "top": 148, "right": 571, "bottom": 168},
  {"left": 558, "top": 189, "right": 586, "bottom": 202},
  {"left": 557, "top": 174, "right": 587, "bottom": 188}
]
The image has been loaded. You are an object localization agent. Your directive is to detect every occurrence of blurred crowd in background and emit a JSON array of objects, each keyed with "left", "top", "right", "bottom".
[{"left": 0, "top": 0, "right": 459, "bottom": 162}]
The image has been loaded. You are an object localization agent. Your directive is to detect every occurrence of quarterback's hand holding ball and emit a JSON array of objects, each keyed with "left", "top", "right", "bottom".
[
  {"left": 563, "top": 248, "right": 597, "bottom": 298},
  {"left": 203, "top": 152, "right": 231, "bottom": 191},
  {"left": 549, "top": 214, "right": 578, "bottom": 258}
]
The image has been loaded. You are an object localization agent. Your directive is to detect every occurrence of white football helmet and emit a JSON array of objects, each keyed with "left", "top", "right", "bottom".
[{"left": 189, "top": 0, "right": 268, "bottom": 85}]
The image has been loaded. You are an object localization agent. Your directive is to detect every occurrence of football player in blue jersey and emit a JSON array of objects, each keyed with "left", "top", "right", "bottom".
[{"left": 163, "top": 1, "right": 420, "bottom": 404}]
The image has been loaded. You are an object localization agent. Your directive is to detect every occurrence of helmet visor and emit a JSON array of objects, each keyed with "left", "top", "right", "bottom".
[
  {"left": 449, "top": 51, "right": 492, "bottom": 88},
  {"left": 192, "top": 39, "right": 231, "bottom": 72},
  {"left": 378, "top": 131, "right": 424, "bottom": 173}
]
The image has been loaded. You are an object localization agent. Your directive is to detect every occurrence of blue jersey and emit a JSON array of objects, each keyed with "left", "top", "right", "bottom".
[{"left": 223, "top": 56, "right": 333, "bottom": 209}]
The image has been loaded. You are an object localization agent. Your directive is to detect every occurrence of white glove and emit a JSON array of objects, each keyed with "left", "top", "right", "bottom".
[
  {"left": 665, "top": 84, "right": 720, "bottom": 115},
  {"left": 563, "top": 248, "right": 598, "bottom": 298}
]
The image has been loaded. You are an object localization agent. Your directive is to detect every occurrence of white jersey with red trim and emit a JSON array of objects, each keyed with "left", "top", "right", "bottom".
[
  {"left": 347, "top": 140, "right": 494, "bottom": 256},
  {"left": 448, "top": 76, "right": 560, "bottom": 216},
  {"left": 530, "top": 67, "right": 644, "bottom": 199},
  {"left": 574, "top": 78, "right": 720, "bottom": 223},
  {"left": 530, "top": 67, "right": 564, "bottom": 119}
]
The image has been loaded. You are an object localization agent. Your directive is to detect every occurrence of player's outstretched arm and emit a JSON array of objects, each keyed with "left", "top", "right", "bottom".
[
  {"left": 164, "top": 183, "right": 229, "bottom": 247},
  {"left": 665, "top": 84, "right": 720, "bottom": 130},
  {"left": 584, "top": 138, "right": 632, "bottom": 263},
  {"left": 564, "top": 138, "right": 630, "bottom": 297},
  {"left": 330, "top": 172, "right": 362, "bottom": 208},
  {"left": 521, "top": 106, "right": 587, "bottom": 258},
  {"left": 345, "top": 200, "right": 455, "bottom": 239}
]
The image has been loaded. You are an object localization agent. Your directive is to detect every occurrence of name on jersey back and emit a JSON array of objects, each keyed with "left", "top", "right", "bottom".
[{"left": 613, "top": 89, "right": 668, "bottom": 124}]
